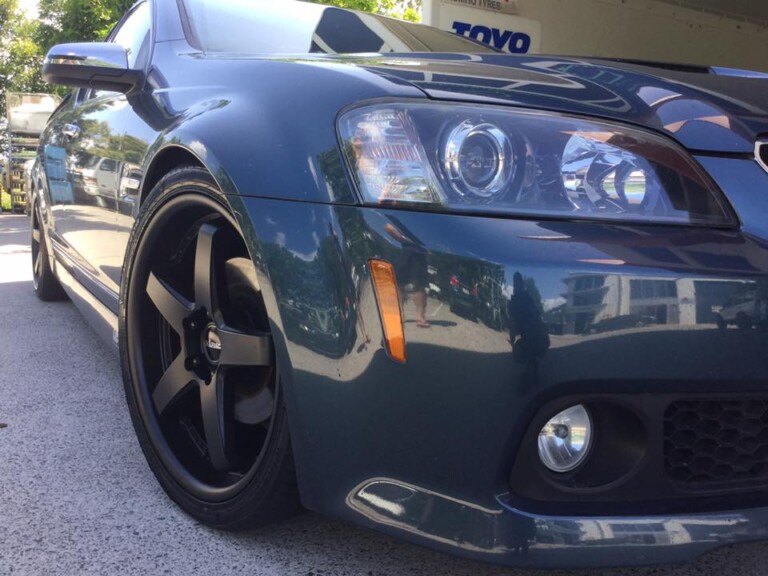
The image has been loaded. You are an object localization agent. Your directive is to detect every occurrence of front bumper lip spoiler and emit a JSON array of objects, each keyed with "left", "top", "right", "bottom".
[
  {"left": 346, "top": 476, "right": 767, "bottom": 568},
  {"left": 496, "top": 494, "right": 765, "bottom": 568}
]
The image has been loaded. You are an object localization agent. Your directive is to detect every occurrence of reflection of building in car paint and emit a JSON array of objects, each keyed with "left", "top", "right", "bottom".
[
  {"left": 43, "top": 144, "right": 73, "bottom": 204},
  {"left": 546, "top": 273, "right": 766, "bottom": 335}
]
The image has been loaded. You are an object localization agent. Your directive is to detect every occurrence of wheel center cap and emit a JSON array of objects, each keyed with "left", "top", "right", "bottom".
[{"left": 202, "top": 324, "right": 222, "bottom": 365}]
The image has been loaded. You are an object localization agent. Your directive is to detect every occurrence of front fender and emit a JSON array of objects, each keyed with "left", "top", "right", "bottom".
[{"left": 139, "top": 51, "right": 428, "bottom": 206}]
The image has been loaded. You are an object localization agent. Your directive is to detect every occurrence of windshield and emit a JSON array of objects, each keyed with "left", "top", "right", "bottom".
[{"left": 182, "top": 0, "right": 496, "bottom": 55}]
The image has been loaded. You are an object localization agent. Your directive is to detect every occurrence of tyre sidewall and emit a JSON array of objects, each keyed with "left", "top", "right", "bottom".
[{"left": 32, "top": 201, "right": 66, "bottom": 301}]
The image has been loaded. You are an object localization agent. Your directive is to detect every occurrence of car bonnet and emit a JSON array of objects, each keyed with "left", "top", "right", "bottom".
[{"left": 347, "top": 52, "right": 768, "bottom": 154}]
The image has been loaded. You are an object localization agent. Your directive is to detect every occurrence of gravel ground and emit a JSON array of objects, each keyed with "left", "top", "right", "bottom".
[{"left": 2, "top": 212, "right": 768, "bottom": 576}]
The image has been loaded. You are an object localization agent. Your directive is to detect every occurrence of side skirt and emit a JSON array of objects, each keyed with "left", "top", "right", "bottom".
[{"left": 52, "top": 246, "right": 120, "bottom": 354}]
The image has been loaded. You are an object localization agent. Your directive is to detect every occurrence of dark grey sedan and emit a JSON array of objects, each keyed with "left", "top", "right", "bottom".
[{"left": 30, "top": 0, "right": 768, "bottom": 568}]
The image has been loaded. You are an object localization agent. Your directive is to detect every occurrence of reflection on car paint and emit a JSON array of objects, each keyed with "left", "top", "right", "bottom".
[
  {"left": 44, "top": 144, "right": 73, "bottom": 204},
  {"left": 347, "top": 477, "right": 761, "bottom": 562}
]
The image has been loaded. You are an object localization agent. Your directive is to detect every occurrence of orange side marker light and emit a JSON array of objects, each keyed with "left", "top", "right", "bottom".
[{"left": 369, "top": 259, "right": 406, "bottom": 363}]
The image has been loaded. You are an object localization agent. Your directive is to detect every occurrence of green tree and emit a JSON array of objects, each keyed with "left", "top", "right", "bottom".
[
  {"left": 307, "top": 0, "right": 421, "bottom": 22},
  {"left": 4, "top": 19, "right": 46, "bottom": 93},
  {"left": 0, "top": 0, "right": 47, "bottom": 119},
  {"left": 310, "top": 0, "right": 378, "bottom": 11},
  {"left": 36, "top": 0, "right": 135, "bottom": 48},
  {"left": 0, "top": 0, "right": 15, "bottom": 27}
]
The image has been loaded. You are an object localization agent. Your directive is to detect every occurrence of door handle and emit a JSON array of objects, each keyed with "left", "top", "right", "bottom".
[{"left": 62, "top": 123, "right": 81, "bottom": 139}]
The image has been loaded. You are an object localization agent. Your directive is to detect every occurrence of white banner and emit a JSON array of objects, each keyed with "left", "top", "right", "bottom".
[
  {"left": 437, "top": 2, "right": 541, "bottom": 53},
  {"left": 441, "top": 0, "right": 519, "bottom": 16}
]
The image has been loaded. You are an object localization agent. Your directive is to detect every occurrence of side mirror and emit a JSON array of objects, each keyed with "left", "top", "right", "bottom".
[{"left": 42, "top": 43, "right": 144, "bottom": 93}]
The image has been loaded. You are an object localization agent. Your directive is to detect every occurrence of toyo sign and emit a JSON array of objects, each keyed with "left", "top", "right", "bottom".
[
  {"left": 451, "top": 21, "right": 532, "bottom": 53},
  {"left": 424, "top": 0, "right": 541, "bottom": 54}
]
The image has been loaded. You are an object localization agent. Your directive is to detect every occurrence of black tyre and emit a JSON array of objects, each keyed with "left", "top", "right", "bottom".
[
  {"left": 31, "top": 202, "right": 66, "bottom": 301},
  {"left": 119, "top": 167, "right": 300, "bottom": 529}
]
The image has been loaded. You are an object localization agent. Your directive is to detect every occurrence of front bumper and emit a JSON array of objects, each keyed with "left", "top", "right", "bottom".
[
  {"left": 231, "top": 155, "right": 768, "bottom": 568},
  {"left": 346, "top": 477, "right": 768, "bottom": 568}
]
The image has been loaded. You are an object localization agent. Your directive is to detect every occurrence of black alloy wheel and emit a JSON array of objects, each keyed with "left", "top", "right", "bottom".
[
  {"left": 31, "top": 203, "right": 66, "bottom": 301},
  {"left": 120, "top": 167, "right": 299, "bottom": 529}
]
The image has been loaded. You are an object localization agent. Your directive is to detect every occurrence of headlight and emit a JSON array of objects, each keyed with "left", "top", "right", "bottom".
[
  {"left": 338, "top": 102, "right": 733, "bottom": 226},
  {"left": 443, "top": 120, "right": 514, "bottom": 199}
]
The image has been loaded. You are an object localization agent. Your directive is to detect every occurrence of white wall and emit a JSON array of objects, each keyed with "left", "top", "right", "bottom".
[{"left": 424, "top": 0, "right": 768, "bottom": 72}]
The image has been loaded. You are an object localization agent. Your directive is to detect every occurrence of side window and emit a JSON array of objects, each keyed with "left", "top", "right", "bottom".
[
  {"left": 101, "top": 159, "right": 118, "bottom": 173},
  {"left": 112, "top": 2, "right": 152, "bottom": 70}
]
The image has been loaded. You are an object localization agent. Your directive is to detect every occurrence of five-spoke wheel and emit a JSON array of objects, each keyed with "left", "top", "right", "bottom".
[{"left": 120, "top": 167, "right": 299, "bottom": 528}]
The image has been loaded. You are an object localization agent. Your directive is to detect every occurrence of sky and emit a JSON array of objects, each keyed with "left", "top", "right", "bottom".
[{"left": 18, "top": 0, "right": 38, "bottom": 18}]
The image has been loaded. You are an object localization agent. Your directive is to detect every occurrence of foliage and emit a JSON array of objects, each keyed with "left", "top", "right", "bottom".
[
  {"left": 306, "top": 0, "right": 421, "bottom": 22},
  {"left": 0, "top": 0, "right": 14, "bottom": 25},
  {"left": 0, "top": 0, "right": 133, "bottom": 164},
  {"left": 36, "top": 0, "right": 135, "bottom": 48},
  {"left": 1, "top": 188, "right": 11, "bottom": 211},
  {"left": 4, "top": 19, "right": 47, "bottom": 93},
  {"left": 0, "top": 0, "right": 44, "bottom": 110},
  {"left": 309, "top": 0, "right": 378, "bottom": 11},
  {"left": 0, "top": 0, "right": 135, "bottom": 112}
]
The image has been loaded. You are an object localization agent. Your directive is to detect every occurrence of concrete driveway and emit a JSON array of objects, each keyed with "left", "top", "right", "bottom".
[{"left": 1, "top": 212, "right": 767, "bottom": 576}]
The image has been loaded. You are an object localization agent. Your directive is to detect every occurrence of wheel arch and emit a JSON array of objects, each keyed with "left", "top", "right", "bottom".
[
  {"left": 139, "top": 145, "right": 205, "bottom": 207},
  {"left": 138, "top": 115, "right": 245, "bottom": 204},
  {"left": 137, "top": 138, "right": 275, "bottom": 314}
]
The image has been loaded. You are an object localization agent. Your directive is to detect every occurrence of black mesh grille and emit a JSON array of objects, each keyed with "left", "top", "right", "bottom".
[{"left": 664, "top": 399, "right": 768, "bottom": 487}]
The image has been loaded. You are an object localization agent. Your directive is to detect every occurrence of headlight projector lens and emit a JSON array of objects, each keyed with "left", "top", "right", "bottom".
[
  {"left": 443, "top": 121, "right": 514, "bottom": 199},
  {"left": 538, "top": 404, "right": 593, "bottom": 472}
]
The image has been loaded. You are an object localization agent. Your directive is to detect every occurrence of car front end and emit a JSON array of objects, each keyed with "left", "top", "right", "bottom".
[
  {"left": 39, "top": 0, "right": 768, "bottom": 566},
  {"left": 217, "top": 50, "right": 768, "bottom": 567}
]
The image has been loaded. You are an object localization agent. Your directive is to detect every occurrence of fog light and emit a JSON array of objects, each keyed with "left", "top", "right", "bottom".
[{"left": 538, "top": 405, "right": 592, "bottom": 472}]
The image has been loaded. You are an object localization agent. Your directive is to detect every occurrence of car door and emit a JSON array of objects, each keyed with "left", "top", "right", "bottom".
[
  {"left": 43, "top": 1, "right": 152, "bottom": 305},
  {"left": 50, "top": 89, "right": 130, "bottom": 300}
]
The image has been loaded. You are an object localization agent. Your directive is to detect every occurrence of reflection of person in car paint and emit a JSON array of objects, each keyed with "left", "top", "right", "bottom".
[
  {"left": 384, "top": 220, "right": 430, "bottom": 328},
  {"left": 508, "top": 272, "right": 550, "bottom": 364}
]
